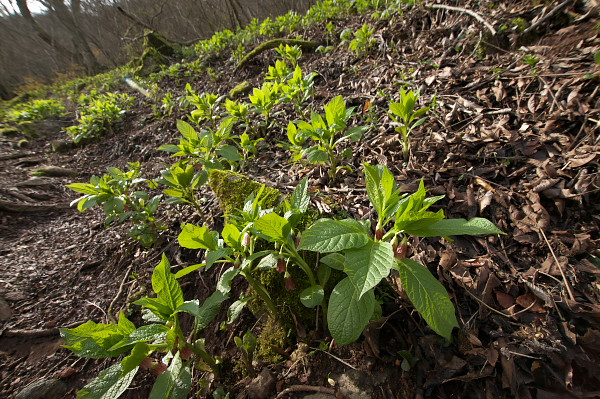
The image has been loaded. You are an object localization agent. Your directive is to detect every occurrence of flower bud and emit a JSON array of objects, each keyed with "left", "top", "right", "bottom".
[
  {"left": 276, "top": 257, "right": 286, "bottom": 273},
  {"left": 243, "top": 233, "right": 251, "bottom": 247},
  {"left": 233, "top": 258, "right": 241, "bottom": 269},
  {"left": 150, "top": 362, "right": 168, "bottom": 376},
  {"left": 284, "top": 276, "right": 296, "bottom": 291},
  {"left": 394, "top": 244, "right": 408, "bottom": 259},
  {"left": 375, "top": 228, "right": 384, "bottom": 240},
  {"left": 140, "top": 357, "right": 153, "bottom": 370},
  {"left": 180, "top": 345, "right": 193, "bottom": 360}
]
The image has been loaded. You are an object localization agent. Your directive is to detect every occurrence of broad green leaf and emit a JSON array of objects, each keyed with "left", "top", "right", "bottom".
[
  {"left": 116, "top": 312, "right": 136, "bottom": 335},
  {"left": 217, "top": 266, "right": 239, "bottom": 294},
  {"left": 256, "top": 253, "right": 278, "bottom": 270},
  {"left": 300, "top": 285, "right": 325, "bottom": 308},
  {"left": 178, "top": 224, "right": 218, "bottom": 250},
  {"left": 363, "top": 163, "right": 385, "bottom": 218},
  {"left": 133, "top": 297, "right": 173, "bottom": 320},
  {"left": 345, "top": 241, "right": 394, "bottom": 299},
  {"left": 253, "top": 213, "right": 291, "bottom": 242},
  {"left": 177, "top": 120, "right": 197, "bottom": 140},
  {"left": 291, "top": 177, "right": 310, "bottom": 213},
  {"left": 320, "top": 253, "right": 345, "bottom": 270},
  {"left": 66, "top": 183, "right": 98, "bottom": 195},
  {"left": 148, "top": 352, "right": 191, "bottom": 399},
  {"left": 77, "top": 363, "right": 138, "bottom": 399},
  {"left": 407, "top": 218, "right": 505, "bottom": 237},
  {"left": 174, "top": 264, "right": 204, "bottom": 279},
  {"left": 60, "top": 321, "right": 128, "bottom": 358},
  {"left": 121, "top": 343, "right": 152, "bottom": 376},
  {"left": 227, "top": 296, "right": 250, "bottom": 324},
  {"left": 222, "top": 224, "right": 241, "bottom": 250},
  {"left": 395, "top": 259, "right": 458, "bottom": 340},
  {"left": 324, "top": 95, "right": 346, "bottom": 128},
  {"left": 305, "top": 147, "right": 328, "bottom": 164},
  {"left": 109, "top": 324, "right": 170, "bottom": 350},
  {"left": 217, "top": 145, "right": 242, "bottom": 162},
  {"left": 152, "top": 254, "right": 184, "bottom": 315},
  {"left": 299, "top": 219, "right": 370, "bottom": 253},
  {"left": 317, "top": 263, "right": 332, "bottom": 285},
  {"left": 327, "top": 278, "right": 375, "bottom": 346},
  {"left": 176, "top": 291, "right": 229, "bottom": 331},
  {"left": 206, "top": 248, "right": 233, "bottom": 270}
]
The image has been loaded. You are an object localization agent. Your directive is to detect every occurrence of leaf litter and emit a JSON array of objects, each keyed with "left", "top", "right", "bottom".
[{"left": 1, "top": 0, "right": 600, "bottom": 398}]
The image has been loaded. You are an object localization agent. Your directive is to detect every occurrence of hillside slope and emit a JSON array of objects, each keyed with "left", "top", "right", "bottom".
[{"left": 1, "top": 1, "right": 599, "bottom": 398}]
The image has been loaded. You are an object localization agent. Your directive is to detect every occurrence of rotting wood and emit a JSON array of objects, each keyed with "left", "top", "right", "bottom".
[
  {"left": 0, "top": 200, "right": 70, "bottom": 213},
  {"left": 2, "top": 321, "right": 84, "bottom": 338},
  {"left": 236, "top": 39, "right": 319, "bottom": 70},
  {"left": 428, "top": 4, "right": 496, "bottom": 35}
]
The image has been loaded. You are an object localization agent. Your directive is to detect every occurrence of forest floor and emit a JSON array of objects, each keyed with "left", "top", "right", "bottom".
[{"left": 1, "top": 1, "right": 600, "bottom": 398}]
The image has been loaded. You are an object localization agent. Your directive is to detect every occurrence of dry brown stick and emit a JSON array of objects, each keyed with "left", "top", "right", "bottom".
[
  {"left": 428, "top": 4, "right": 496, "bottom": 35},
  {"left": 538, "top": 229, "right": 576, "bottom": 301},
  {"left": 521, "top": 0, "right": 572, "bottom": 36},
  {"left": 275, "top": 385, "right": 335, "bottom": 398},
  {"left": 106, "top": 263, "right": 135, "bottom": 324},
  {"left": 2, "top": 321, "right": 85, "bottom": 338}
]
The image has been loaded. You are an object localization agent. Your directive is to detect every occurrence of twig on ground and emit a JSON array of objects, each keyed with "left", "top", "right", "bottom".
[
  {"left": 275, "top": 385, "right": 335, "bottom": 398},
  {"left": 106, "top": 263, "right": 135, "bottom": 323},
  {"left": 2, "top": 321, "right": 85, "bottom": 338},
  {"left": 428, "top": 4, "right": 496, "bottom": 35},
  {"left": 521, "top": 0, "right": 572, "bottom": 36},
  {"left": 538, "top": 229, "right": 576, "bottom": 301}
]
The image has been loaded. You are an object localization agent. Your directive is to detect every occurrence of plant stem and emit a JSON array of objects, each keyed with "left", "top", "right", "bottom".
[
  {"left": 243, "top": 270, "right": 278, "bottom": 317},
  {"left": 285, "top": 244, "right": 316, "bottom": 286}
]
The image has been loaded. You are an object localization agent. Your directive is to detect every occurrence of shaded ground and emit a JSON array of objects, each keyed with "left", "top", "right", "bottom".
[{"left": 1, "top": 1, "right": 600, "bottom": 398}]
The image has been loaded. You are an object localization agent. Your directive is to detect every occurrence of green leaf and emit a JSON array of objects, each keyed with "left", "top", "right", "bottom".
[
  {"left": 345, "top": 241, "right": 394, "bottom": 299},
  {"left": 109, "top": 324, "right": 170, "bottom": 351},
  {"left": 253, "top": 213, "right": 291, "bottom": 242},
  {"left": 299, "top": 219, "right": 370, "bottom": 253},
  {"left": 133, "top": 297, "right": 173, "bottom": 320},
  {"left": 320, "top": 253, "right": 345, "bottom": 270},
  {"left": 176, "top": 290, "right": 229, "bottom": 331},
  {"left": 178, "top": 223, "right": 218, "bottom": 250},
  {"left": 177, "top": 120, "right": 197, "bottom": 141},
  {"left": 395, "top": 259, "right": 458, "bottom": 340},
  {"left": 227, "top": 297, "right": 250, "bottom": 324},
  {"left": 66, "top": 183, "right": 98, "bottom": 195},
  {"left": 305, "top": 147, "right": 328, "bottom": 164},
  {"left": 206, "top": 248, "right": 233, "bottom": 270},
  {"left": 217, "top": 145, "right": 242, "bottom": 162},
  {"left": 148, "top": 352, "right": 192, "bottom": 399},
  {"left": 152, "top": 254, "right": 184, "bottom": 315},
  {"left": 174, "top": 264, "right": 204, "bottom": 279},
  {"left": 327, "top": 278, "right": 375, "bottom": 346},
  {"left": 222, "top": 224, "right": 241, "bottom": 250},
  {"left": 121, "top": 343, "right": 152, "bottom": 376},
  {"left": 291, "top": 177, "right": 310, "bottom": 213},
  {"left": 256, "top": 253, "right": 278, "bottom": 270},
  {"left": 300, "top": 285, "right": 325, "bottom": 308},
  {"left": 77, "top": 363, "right": 138, "bottom": 399},
  {"left": 408, "top": 217, "right": 505, "bottom": 237},
  {"left": 60, "top": 321, "right": 129, "bottom": 358},
  {"left": 217, "top": 267, "right": 239, "bottom": 294}
]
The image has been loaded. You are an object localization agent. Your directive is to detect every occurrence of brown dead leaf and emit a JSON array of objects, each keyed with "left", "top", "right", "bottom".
[
  {"left": 495, "top": 290, "right": 516, "bottom": 309},
  {"left": 516, "top": 293, "right": 546, "bottom": 313}
]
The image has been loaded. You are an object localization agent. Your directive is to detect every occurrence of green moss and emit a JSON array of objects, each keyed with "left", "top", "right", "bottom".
[
  {"left": 143, "top": 31, "right": 181, "bottom": 58},
  {"left": 132, "top": 48, "right": 169, "bottom": 76},
  {"left": 229, "top": 81, "right": 251, "bottom": 98},
  {"left": 511, "top": 17, "right": 529, "bottom": 33},
  {"left": 254, "top": 315, "right": 288, "bottom": 363},
  {"left": 16, "top": 139, "right": 28, "bottom": 148},
  {"left": 0, "top": 126, "right": 19, "bottom": 137},
  {"left": 208, "top": 169, "right": 280, "bottom": 217}
]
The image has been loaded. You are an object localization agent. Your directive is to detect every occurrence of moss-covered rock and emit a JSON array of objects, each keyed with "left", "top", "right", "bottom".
[
  {"left": 229, "top": 81, "right": 251, "bottom": 99},
  {"left": 208, "top": 169, "right": 280, "bottom": 217},
  {"left": 130, "top": 31, "right": 182, "bottom": 76},
  {"left": 255, "top": 315, "right": 289, "bottom": 363},
  {"left": 0, "top": 126, "right": 19, "bottom": 138}
]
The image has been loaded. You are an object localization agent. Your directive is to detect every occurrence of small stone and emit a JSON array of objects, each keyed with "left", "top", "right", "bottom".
[
  {"left": 247, "top": 368, "right": 276, "bottom": 399},
  {"left": 14, "top": 378, "right": 67, "bottom": 399},
  {"left": 0, "top": 297, "right": 12, "bottom": 321}
]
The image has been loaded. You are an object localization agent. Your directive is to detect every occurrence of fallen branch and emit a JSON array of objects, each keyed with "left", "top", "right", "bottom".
[
  {"left": 521, "top": 0, "right": 572, "bottom": 36},
  {"left": 428, "top": 4, "right": 496, "bottom": 35},
  {"left": 2, "top": 321, "right": 85, "bottom": 338},
  {"left": 236, "top": 39, "right": 319, "bottom": 70},
  {"left": 275, "top": 385, "right": 335, "bottom": 398},
  {"left": 0, "top": 200, "right": 71, "bottom": 213}
]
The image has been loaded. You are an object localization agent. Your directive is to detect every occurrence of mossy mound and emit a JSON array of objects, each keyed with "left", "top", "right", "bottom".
[
  {"left": 229, "top": 81, "right": 251, "bottom": 99},
  {"left": 130, "top": 31, "right": 182, "bottom": 76},
  {"left": 208, "top": 169, "right": 280, "bottom": 218},
  {"left": 0, "top": 126, "right": 20, "bottom": 138}
]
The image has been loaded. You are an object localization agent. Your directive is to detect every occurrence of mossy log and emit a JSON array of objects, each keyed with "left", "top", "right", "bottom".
[
  {"left": 236, "top": 39, "right": 319, "bottom": 70},
  {"left": 0, "top": 200, "right": 70, "bottom": 213}
]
